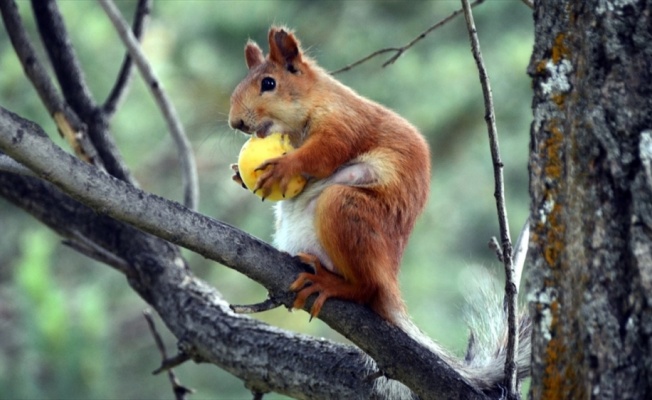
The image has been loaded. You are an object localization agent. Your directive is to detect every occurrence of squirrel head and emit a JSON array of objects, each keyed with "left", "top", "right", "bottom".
[{"left": 229, "top": 27, "right": 318, "bottom": 144}]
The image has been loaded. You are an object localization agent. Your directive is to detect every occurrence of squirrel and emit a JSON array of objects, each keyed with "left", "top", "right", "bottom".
[{"left": 228, "top": 26, "right": 530, "bottom": 394}]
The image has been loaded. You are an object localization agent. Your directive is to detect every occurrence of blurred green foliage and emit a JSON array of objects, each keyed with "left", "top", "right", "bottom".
[{"left": 0, "top": 1, "right": 533, "bottom": 399}]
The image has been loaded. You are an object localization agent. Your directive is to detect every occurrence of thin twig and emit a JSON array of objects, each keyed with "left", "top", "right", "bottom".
[
  {"left": 143, "top": 310, "right": 195, "bottom": 400},
  {"left": 488, "top": 236, "right": 504, "bottom": 262},
  {"left": 520, "top": 0, "right": 534, "bottom": 9},
  {"left": 460, "top": 1, "right": 518, "bottom": 399},
  {"left": 331, "top": 0, "right": 484, "bottom": 75},
  {"left": 99, "top": 0, "right": 199, "bottom": 210},
  {"left": 103, "top": 0, "right": 152, "bottom": 116},
  {"left": 331, "top": 48, "right": 400, "bottom": 75},
  {"left": 231, "top": 297, "right": 283, "bottom": 314},
  {"left": 151, "top": 352, "right": 193, "bottom": 375},
  {"left": 63, "top": 231, "right": 131, "bottom": 275}
]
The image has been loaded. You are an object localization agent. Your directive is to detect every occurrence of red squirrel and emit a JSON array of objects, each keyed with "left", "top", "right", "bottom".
[{"left": 229, "top": 27, "right": 530, "bottom": 392}]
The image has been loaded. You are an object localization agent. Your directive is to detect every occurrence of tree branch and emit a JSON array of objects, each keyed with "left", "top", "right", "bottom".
[
  {"left": 331, "top": 0, "right": 484, "bottom": 75},
  {"left": 0, "top": 106, "right": 491, "bottom": 400},
  {"left": 143, "top": 310, "right": 195, "bottom": 400},
  {"left": 103, "top": 0, "right": 152, "bottom": 117},
  {"left": 0, "top": 153, "right": 34, "bottom": 176},
  {"left": 231, "top": 298, "right": 284, "bottom": 314},
  {"left": 461, "top": 1, "right": 519, "bottom": 398},
  {"left": 0, "top": 0, "right": 103, "bottom": 167},
  {"left": 99, "top": 0, "right": 199, "bottom": 210},
  {"left": 29, "top": 0, "right": 134, "bottom": 183},
  {"left": 30, "top": 0, "right": 95, "bottom": 117}
]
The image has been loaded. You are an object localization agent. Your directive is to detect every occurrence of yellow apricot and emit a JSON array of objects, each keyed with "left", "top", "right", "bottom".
[{"left": 237, "top": 133, "right": 306, "bottom": 201}]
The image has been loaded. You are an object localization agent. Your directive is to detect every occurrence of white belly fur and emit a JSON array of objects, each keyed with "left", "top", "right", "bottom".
[{"left": 274, "top": 180, "right": 335, "bottom": 272}]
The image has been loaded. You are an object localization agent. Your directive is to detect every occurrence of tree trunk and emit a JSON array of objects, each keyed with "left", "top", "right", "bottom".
[{"left": 528, "top": 0, "right": 652, "bottom": 398}]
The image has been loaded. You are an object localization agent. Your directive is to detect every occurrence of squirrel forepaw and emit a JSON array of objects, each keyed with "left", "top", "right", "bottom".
[
  {"left": 253, "top": 156, "right": 296, "bottom": 199},
  {"left": 230, "top": 163, "right": 246, "bottom": 189}
]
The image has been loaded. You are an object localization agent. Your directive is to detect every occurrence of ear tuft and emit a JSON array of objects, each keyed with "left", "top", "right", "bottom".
[
  {"left": 245, "top": 40, "right": 264, "bottom": 69},
  {"left": 267, "top": 26, "right": 302, "bottom": 72}
]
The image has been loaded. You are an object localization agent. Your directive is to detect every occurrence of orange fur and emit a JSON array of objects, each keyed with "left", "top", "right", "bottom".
[{"left": 229, "top": 26, "right": 430, "bottom": 323}]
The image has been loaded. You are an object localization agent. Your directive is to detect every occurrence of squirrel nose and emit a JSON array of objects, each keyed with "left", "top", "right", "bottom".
[{"left": 230, "top": 119, "right": 251, "bottom": 133}]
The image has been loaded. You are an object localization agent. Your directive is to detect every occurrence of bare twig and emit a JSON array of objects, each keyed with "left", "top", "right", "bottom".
[
  {"left": 0, "top": 0, "right": 103, "bottom": 167},
  {"left": 63, "top": 231, "right": 131, "bottom": 275},
  {"left": 99, "top": 0, "right": 199, "bottom": 210},
  {"left": 488, "top": 236, "right": 504, "bottom": 262},
  {"left": 144, "top": 310, "right": 195, "bottom": 400},
  {"left": 520, "top": 0, "right": 534, "bottom": 9},
  {"left": 331, "top": 48, "right": 400, "bottom": 75},
  {"left": 331, "top": 0, "right": 484, "bottom": 75},
  {"left": 29, "top": 0, "right": 134, "bottom": 182},
  {"left": 461, "top": 0, "right": 519, "bottom": 398},
  {"left": 150, "top": 352, "right": 193, "bottom": 375},
  {"left": 231, "top": 297, "right": 283, "bottom": 314},
  {"left": 0, "top": 0, "right": 70, "bottom": 117},
  {"left": 103, "top": 0, "right": 152, "bottom": 116}
]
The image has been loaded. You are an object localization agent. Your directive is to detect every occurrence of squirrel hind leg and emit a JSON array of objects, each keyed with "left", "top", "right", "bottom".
[
  {"left": 306, "top": 185, "right": 406, "bottom": 322},
  {"left": 290, "top": 252, "right": 376, "bottom": 319}
]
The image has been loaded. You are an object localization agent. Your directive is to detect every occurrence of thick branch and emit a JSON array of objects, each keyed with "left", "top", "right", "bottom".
[
  {"left": 0, "top": 0, "right": 102, "bottom": 166},
  {"left": 30, "top": 0, "right": 134, "bottom": 183},
  {"left": 31, "top": 0, "right": 95, "bottom": 116},
  {"left": 0, "top": 107, "right": 488, "bottom": 400}
]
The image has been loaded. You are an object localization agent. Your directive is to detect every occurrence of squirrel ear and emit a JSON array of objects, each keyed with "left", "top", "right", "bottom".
[
  {"left": 268, "top": 27, "right": 302, "bottom": 73},
  {"left": 244, "top": 41, "right": 264, "bottom": 69}
]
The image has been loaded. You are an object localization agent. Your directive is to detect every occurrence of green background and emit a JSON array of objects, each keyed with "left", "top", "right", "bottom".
[{"left": 0, "top": 1, "right": 533, "bottom": 399}]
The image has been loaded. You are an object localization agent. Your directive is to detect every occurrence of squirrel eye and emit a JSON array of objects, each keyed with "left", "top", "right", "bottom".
[{"left": 261, "top": 77, "right": 276, "bottom": 92}]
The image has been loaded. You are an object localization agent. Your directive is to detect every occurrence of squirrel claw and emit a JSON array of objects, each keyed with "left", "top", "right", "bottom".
[
  {"left": 253, "top": 156, "right": 295, "bottom": 198},
  {"left": 230, "top": 163, "right": 246, "bottom": 189},
  {"left": 289, "top": 253, "right": 334, "bottom": 319}
]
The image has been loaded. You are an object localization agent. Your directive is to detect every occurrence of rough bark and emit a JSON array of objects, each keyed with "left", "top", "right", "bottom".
[{"left": 527, "top": 0, "right": 652, "bottom": 398}]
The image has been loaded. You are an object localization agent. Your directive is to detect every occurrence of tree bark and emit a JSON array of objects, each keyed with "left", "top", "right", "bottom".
[{"left": 527, "top": 0, "right": 652, "bottom": 398}]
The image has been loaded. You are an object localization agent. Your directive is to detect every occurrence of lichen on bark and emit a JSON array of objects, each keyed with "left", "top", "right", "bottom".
[{"left": 528, "top": 0, "right": 652, "bottom": 398}]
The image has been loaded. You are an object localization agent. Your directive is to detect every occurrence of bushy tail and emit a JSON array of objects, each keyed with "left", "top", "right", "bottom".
[
  {"left": 385, "top": 271, "right": 531, "bottom": 395},
  {"left": 459, "top": 280, "right": 531, "bottom": 394}
]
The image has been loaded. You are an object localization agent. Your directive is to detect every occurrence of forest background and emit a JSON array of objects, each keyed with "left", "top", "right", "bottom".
[{"left": 0, "top": 1, "right": 533, "bottom": 399}]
